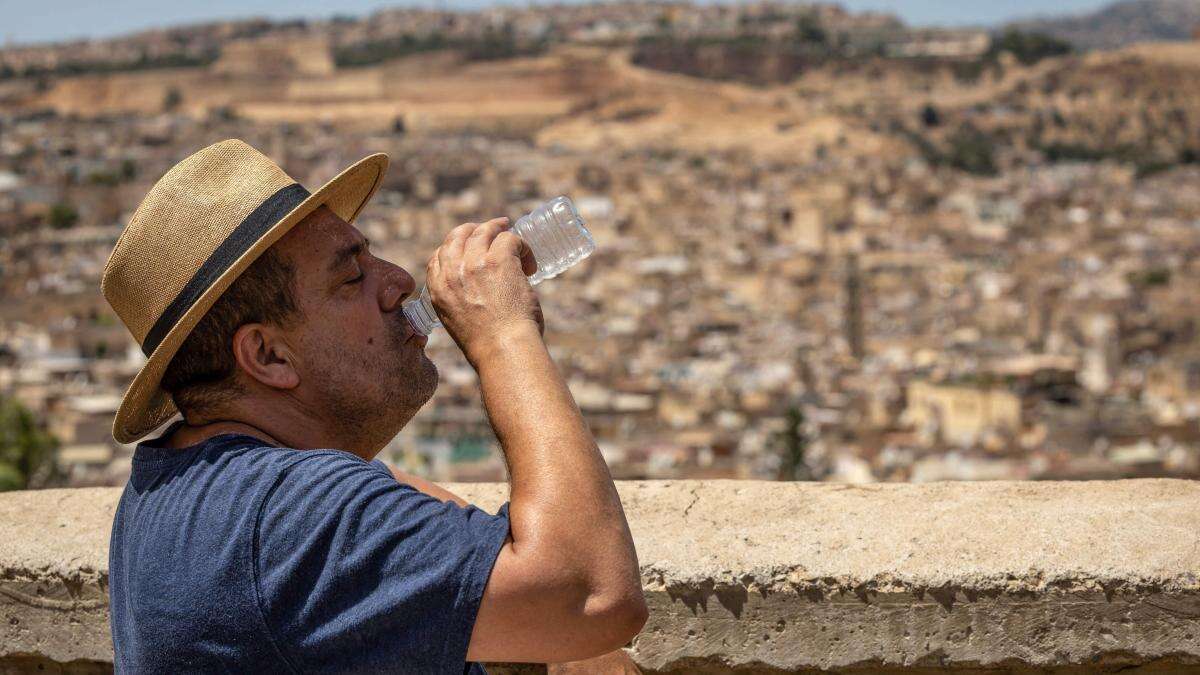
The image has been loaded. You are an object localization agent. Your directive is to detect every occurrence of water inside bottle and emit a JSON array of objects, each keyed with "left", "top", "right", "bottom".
[{"left": 403, "top": 196, "right": 596, "bottom": 335}]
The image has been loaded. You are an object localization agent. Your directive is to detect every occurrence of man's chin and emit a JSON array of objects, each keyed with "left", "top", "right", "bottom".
[
  {"left": 381, "top": 364, "right": 437, "bottom": 438},
  {"left": 408, "top": 357, "right": 439, "bottom": 407},
  {"left": 379, "top": 343, "right": 438, "bottom": 406},
  {"left": 421, "top": 358, "right": 438, "bottom": 396}
]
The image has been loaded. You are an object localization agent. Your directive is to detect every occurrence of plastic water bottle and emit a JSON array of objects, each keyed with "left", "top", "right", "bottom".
[{"left": 403, "top": 196, "right": 596, "bottom": 336}]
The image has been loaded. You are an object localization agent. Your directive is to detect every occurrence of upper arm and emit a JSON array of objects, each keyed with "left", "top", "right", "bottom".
[
  {"left": 366, "top": 463, "right": 593, "bottom": 660},
  {"left": 255, "top": 455, "right": 510, "bottom": 672},
  {"left": 365, "top": 458, "right": 647, "bottom": 664},
  {"left": 466, "top": 528, "right": 649, "bottom": 663}
]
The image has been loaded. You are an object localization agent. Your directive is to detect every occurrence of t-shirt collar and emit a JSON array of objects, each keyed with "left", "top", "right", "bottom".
[{"left": 132, "top": 420, "right": 271, "bottom": 464}]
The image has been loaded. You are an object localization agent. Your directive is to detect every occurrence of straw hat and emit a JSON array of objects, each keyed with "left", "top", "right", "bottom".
[{"left": 101, "top": 139, "right": 388, "bottom": 443}]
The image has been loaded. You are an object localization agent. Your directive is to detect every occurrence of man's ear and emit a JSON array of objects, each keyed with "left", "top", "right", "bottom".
[{"left": 230, "top": 323, "right": 300, "bottom": 391}]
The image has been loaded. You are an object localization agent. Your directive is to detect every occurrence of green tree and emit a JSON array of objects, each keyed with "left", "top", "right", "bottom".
[
  {"left": 162, "top": 87, "right": 182, "bottom": 112},
  {"left": 987, "top": 29, "right": 1072, "bottom": 66},
  {"left": 773, "top": 406, "right": 811, "bottom": 481},
  {"left": 120, "top": 158, "right": 138, "bottom": 181},
  {"left": 944, "top": 128, "right": 998, "bottom": 175},
  {"left": 0, "top": 396, "right": 58, "bottom": 491},
  {"left": 920, "top": 103, "right": 941, "bottom": 128},
  {"left": 795, "top": 14, "right": 828, "bottom": 46},
  {"left": 466, "top": 24, "right": 545, "bottom": 62},
  {"left": 48, "top": 201, "right": 79, "bottom": 229}
]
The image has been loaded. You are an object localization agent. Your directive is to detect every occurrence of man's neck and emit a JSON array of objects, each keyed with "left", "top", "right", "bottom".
[
  {"left": 165, "top": 396, "right": 391, "bottom": 461},
  {"left": 164, "top": 419, "right": 282, "bottom": 450}
]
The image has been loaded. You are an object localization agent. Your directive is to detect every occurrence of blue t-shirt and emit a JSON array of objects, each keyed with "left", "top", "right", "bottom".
[{"left": 108, "top": 429, "right": 511, "bottom": 674}]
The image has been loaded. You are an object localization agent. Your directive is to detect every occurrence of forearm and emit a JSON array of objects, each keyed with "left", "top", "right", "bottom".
[{"left": 472, "top": 321, "right": 639, "bottom": 596}]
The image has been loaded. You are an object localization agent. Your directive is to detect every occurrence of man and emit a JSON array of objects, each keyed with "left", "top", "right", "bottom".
[{"left": 102, "top": 139, "right": 647, "bottom": 672}]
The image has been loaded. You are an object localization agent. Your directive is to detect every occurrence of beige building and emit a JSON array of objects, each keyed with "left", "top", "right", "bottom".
[{"left": 903, "top": 381, "right": 1021, "bottom": 448}]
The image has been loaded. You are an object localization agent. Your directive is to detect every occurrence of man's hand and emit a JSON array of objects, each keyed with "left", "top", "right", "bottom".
[{"left": 426, "top": 217, "right": 544, "bottom": 366}]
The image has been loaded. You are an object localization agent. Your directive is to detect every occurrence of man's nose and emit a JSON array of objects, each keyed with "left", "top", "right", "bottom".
[{"left": 378, "top": 264, "right": 416, "bottom": 313}]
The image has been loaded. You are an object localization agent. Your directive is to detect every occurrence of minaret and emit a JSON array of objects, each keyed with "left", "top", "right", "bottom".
[{"left": 844, "top": 253, "right": 864, "bottom": 360}]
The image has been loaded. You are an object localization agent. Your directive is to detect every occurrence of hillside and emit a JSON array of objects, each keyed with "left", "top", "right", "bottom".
[
  {"left": 7, "top": 0, "right": 1200, "bottom": 176},
  {"left": 1010, "top": 0, "right": 1200, "bottom": 50},
  {"left": 11, "top": 29, "right": 1200, "bottom": 176}
]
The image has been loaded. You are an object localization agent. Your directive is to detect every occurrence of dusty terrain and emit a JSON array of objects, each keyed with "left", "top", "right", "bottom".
[
  {"left": 14, "top": 37, "right": 1200, "bottom": 170},
  {"left": 5, "top": 43, "right": 907, "bottom": 161}
]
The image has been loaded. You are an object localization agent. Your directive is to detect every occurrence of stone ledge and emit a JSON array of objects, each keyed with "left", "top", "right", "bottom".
[{"left": 2, "top": 480, "right": 1199, "bottom": 672}]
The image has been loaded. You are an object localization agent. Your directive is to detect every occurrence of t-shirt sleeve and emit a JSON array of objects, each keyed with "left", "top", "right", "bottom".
[{"left": 252, "top": 452, "right": 510, "bottom": 673}]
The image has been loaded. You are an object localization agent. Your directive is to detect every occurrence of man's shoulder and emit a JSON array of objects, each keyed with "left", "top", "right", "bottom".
[
  {"left": 130, "top": 435, "right": 394, "bottom": 505},
  {"left": 177, "top": 434, "right": 392, "bottom": 481},
  {"left": 253, "top": 448, "right": 400, "bottom": 520},
  {"left": 267, "top": 447, "right": 393, "bottom": 482}
]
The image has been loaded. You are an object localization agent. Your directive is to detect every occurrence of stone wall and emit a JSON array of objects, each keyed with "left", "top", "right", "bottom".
[{"left": 2, "top": 480, "right": 1199, "bottom": 673}]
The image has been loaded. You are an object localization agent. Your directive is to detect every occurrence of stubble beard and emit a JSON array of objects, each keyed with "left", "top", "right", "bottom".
[
  {"left": 311, "top": 313, "right": 439, "bottom": 450},
  {"left": 386, "top": 310, "right": 439, "bottom": 413}
]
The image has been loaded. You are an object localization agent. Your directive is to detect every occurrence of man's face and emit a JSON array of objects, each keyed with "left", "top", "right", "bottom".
[{"left": 274, "top": 206, "right": 437, "bottom": 445}]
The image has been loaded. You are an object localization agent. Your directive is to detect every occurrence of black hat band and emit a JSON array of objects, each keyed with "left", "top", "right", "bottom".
[{"left": 141, "top": 183, "right": 311, "bottom": 357}]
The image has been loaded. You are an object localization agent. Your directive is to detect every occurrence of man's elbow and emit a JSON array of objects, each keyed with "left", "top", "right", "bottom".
[
  {"left": 619, "top": 594, "right": 650, "bottom": 640},
  {"left": 583, "top": 587, "right": 649, "bottom": 652}
]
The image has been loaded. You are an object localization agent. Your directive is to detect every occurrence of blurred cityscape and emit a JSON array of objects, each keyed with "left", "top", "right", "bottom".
[{"left": 4, "top": 0, "right": 1200, "bottom": 488}]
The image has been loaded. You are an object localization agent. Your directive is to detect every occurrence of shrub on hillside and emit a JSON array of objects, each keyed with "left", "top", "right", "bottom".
[{"left": 988, "top": 29, "right": 1073, "bottom": 66}]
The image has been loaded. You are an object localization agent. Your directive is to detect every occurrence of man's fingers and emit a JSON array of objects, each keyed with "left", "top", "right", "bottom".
[
  {"left": 444, "top": 222, "right": 479, "bottom": 259},
  {"left": 518, "top": 236, "right": 538, "bottom": 277},
  {"left": 444, "top": 222, "right": 478, "bottom": 245},
  {"left": 436, "top": 242, "right": 457, "bottom": 287},
  {"left": 491, "top": 231, "right": 539, "bottom": 277},
  {"left": 427, "top": 248, "right": 442, "bottom": 279},
  {"left": 464, "top": 217, "right": 510, "bottom": 261}
]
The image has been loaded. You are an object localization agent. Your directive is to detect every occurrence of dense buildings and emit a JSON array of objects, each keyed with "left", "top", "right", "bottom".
[{"left": 2, "top": 2, "right": 1199, "bottom": 487}]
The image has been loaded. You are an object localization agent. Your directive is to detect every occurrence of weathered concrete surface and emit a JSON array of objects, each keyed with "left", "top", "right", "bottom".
[
  {"left": 3, "top": 480, "right": 1200, "bottom": 673},
  {"left": 0, "top": 487, "right": 113, "bottom": 669}
]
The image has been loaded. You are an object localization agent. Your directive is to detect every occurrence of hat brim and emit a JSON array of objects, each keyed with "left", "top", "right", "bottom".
[{"left": 112, "top": 152, "right": 389, "bottom": 443}]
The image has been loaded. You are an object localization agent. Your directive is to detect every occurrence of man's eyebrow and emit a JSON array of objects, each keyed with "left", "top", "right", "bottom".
[{"left": 327, "top": 237, "right": 370, "bottom": 274}]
